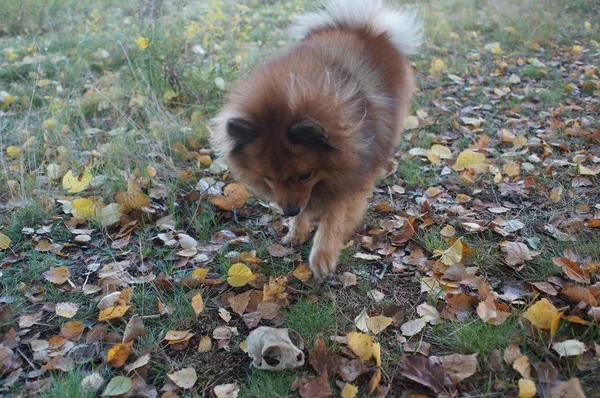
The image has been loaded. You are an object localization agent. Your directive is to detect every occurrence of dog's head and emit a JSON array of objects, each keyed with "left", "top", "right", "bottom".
[
  {"left": 210, "top": 54, "right": 368, "bottom": 215},
  {"left": 221, "top": 116, "right": 334, "bottom": 216}
]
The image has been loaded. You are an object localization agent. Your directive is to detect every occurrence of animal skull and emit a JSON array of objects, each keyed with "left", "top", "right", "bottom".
[{"left": 246, "top": 327, "right": 305, "bottom": 371}]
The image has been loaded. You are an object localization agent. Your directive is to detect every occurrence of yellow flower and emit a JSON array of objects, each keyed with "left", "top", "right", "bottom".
[{"left": 136, "top": 37, "right": 149, "bottom": 50}]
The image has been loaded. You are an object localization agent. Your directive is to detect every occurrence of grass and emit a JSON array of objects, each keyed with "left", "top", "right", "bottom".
[
  {"left": 282, "top": 299, "right": 335, "bottom": 345},
  {"left": 1, "top": 0, "right": 599, "bottom": 395}
]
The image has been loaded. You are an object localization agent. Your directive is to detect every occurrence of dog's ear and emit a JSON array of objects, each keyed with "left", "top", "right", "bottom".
[
  {"left": 287, "top": 119, "right": 332, "bottom": 149},
  {"left": 226, "top": 118, "right": 258, "bottom": 152}
]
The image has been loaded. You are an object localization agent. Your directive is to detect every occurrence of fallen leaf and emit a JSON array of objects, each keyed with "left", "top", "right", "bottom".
[
  {"left": 368, "top": 368, "right": 381, "bottom": 395},
  {"left": 71, "top": 198, "right": 96, "bottom": 219},
  {"left": 434, "top": 239, "right": 463, "bottom": 266},
  {"left": 518, "top": 378, "right": 536, "bottom": 398},
  {"left": 102, "top": 376, "right": 132, "bottom": 396},
  {"left": 192, "top": 267, "right": 209, "bottom": 280},
  {"left": 219, "top": 308, "right": 232, "bottom": 323},
  {"left": 55, "top": 302, "right": 80, "bottom": 318},
  {"left": 399, "top": 354, "right": 445, "bottom": 393},
  {"left": 436, "top": 353, "right": 478, "bottom": 384},
  {"left": 267, "top": 243, "right": 290, "bottom": 257},
  {"left": 167, "top": 367, "right": 197, "bottom": 389},
  {"left": 562, "top": 283, "right": 598, "bottom": 307},
  {"left": 452, "top": 150, "right": 487, "bottom": 173},
  {"left": 401, "top": 317, "right": 427, "bottom": 337},
  {"left": 417, "top": 303, "right": 440, "bottom": 325},
  {"left": 552, "top": 258, "right": 590, "bottom": 284},
  {"left": 299, "top": 371, "right": 333, "bottom": 398},
  {"left": 62, "top": 168, "right": 92, "bottom": 194},
  {"left": 42, "top": 266, "right": 71, "bottom": 284},
  {"left": 367, "top": 315, "right": 393, "bottom": 335},
  {"left": 81, "top": 372, "right": 104, "bottom": 391},
  {"left": 501, "top": 242, "right": 539, "bottom": 268},
  {"left": 198, "top": 336, "right": 212, "bottom": 353},
  {"left": 347, "top": 332, "right": 374, "bottom": 361},
  {"left": 340, "top": 383, "right": 358, "bottom": 398},
  {"left": 191, "top": 293, "right": 204, "bottom": 317},
  {"left": 211, "top": 183, "right": 250, "bottom": 210},
  {"left": 213, "top": 383, "right": 240, "bottom": 398},
  {"left": 293, "top": 264, "right": 312, "bottom": 282},
  {"left": 106, "top": 341, "right": 133, "bottom": 368},
  {"left": 513, "top": 355, "right": 531, "bottom": 379},
  {"left": 552, "top": 340, "right": 586, "bottom": 357},
  {"left": 115, "top": 179, "right": 150, "bottom": 212},
  {"left": 0, "top": 233, "right": 12, "bottom": 250},
  {"left": 124, "top": 352, "right": 150, "bottom": 373},
  {"left": 522, "top": 299, "right": 557, "bottom": 330},
  {"left": 227, "top": 263, "right": 255, "bottom": 287},
  {"left": 229, "top": 291, "right": 251, "bottom": 315},
  {"left": 60, "top": 321, "right": 84, "bottom": 341},
  {"left": 98, "top": 305, "right": 131, "bottom": 322},
  {"left": 338, "top": 272, "right": 357, "bottom": 287},
  {"left": 123, "top": 315, "right": 145, "bottom": 343}
]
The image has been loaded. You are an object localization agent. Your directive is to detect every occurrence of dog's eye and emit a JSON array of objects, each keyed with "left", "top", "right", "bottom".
[{"left": 296, "top": 172, "right": 312, "bottom": 183}]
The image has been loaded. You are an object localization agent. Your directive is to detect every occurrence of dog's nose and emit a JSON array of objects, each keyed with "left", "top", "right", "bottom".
[{"left": 282, "top": 206, "right": 301, "bottom": 217}]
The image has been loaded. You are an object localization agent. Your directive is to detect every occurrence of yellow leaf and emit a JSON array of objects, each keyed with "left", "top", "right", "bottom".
[
  {"left": 198, "top": 336, "right": 212, "bottom": 353},
  {"left": 192, "top": 268, "right": 209, "bottom": 280},
  {"left": 427, "top": 144, "right": 452, "bottom": 159},
  {"left": 0, "top": 233, "right": 11, "bottom": 250},
  {"left": 372, "top": 342, "right": 381, "bottom": 367},
  {"left": 522, "top": 298, "right": 558, "bottom": 330},
  {"left": 584, "top": 21, "right": 592, "bottom": 31},
  {"left": 115, "top": 179, "right": 150, "bottom": 212},
  {"left": 98, "top": 305, "right": 131, "bottom": 321},
  {"left": 97, "top": 203, "right": 123, "bottom": 227},
  {"left": 6, "top": 146, "right": 21, "bottom": 158},
  {"left": 191, "top": 293, "right": 204, "bottom": 317},
  {"left": 292, "top": 264, "right": 312, "bottom": 282},
  {"left": 491, "top": 45, "right": 502, "bottom": 54},
  {"left": 71, "top": 198, "right": 96, "bottom": 219},
  {"left": 367, "top": 315, "right": 393, "bottom": 335},
  {"left": 434, "top": 239, "right": 463, "bottom": 266},
  {"left": 572, "top": 44, "right": 583, "bottom": 53},
  {"left": 441, "top": 225, "right": 456, "bottom": 238},
  {"left": 404, "top": 115, "right": 419, "bottom": 130},
  {"left": 62, "top": 168, "right": 93, "bottom": 194},
  {"left": 227, "top": 263, "right": 255, "bottom": 287},
  {"left": 518, "top": 379, "right": 536, "bottom": 398},
  {"left": 1, "top": 92, "right": 15, "bottom": 105},
  {"left": 106, "top": 341, "right": 133, "bottom": 368},
  {"left": 452, "top": 150, "right": 487, "bottom": 173},
  {"left": 210, "top": 183, "right": 250, "bottom": 211},
  {"left": 503, "top": 162, "right": 520, "bottom": 177},
  {"left": 346, "top": 332, "right": 374, "bottom": 361},
  {"left": 42, "top": 266, "right": 71, "bottom": 284},
  {"left": 136, "top": 37, "right": 149, "bottom": 50},
  {"left": 550, "top": 312, "right": 561, "bottom": 338},
  {"left": 429, "top": 58, "right": 448, "bottom": 75},
  {"left": 341, "top": 384, "right": 358, "bottom": 398},
  {"left": 43, "top": 118, "right": 56, "bottom": 128}
]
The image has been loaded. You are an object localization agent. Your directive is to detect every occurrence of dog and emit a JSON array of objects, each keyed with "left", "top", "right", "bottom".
[{"left": 211, "top": 0, "right": 422, "bottom": 279}]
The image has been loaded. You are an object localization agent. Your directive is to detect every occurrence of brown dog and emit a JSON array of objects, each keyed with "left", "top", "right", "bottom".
[{"left": 211, "top": 0, "right": 421, "bottom": 279}]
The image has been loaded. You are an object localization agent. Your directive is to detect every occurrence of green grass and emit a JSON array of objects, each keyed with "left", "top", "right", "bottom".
[
  {"left": 430, "top": 316, "right": 522, "bottom": 358},
  {"left": 282, "top": 299, "right": 335, "bottom": 345},
  {"left": 37, "top": 369, "right": 96, "bottom": 398},
  {"left": 239, "top": 369, "right": 303, "bottom": 398}
]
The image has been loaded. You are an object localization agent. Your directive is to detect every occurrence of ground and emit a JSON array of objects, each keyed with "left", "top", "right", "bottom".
[{"left": 0, "top": 0, "right": 599, "bottom": 397}]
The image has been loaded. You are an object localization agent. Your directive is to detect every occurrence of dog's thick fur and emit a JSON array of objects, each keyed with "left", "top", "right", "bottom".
[{"left": 211, "top": 0, "right": 422, "bottom": 279}]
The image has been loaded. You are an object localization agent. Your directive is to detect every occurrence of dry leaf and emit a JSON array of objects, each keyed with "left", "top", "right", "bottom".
[
  {"left": 552, "top": 257, "right": 590, "bottom": 284},
  {"left": 123, "top": 315, "right": 145, "bottom": 343},
  {"left": 106, "top": 341, "right": 133, "bottom": 368},
  {"left": 513, "top": 355, "right": 531, "bottom": 379},
  {"left": 367, "top": 315, "right": 393, "bottom": 335},
  {"left": 167, "top": 367, "right": 197, "bottom": 389},
  {"left": 191, "top": 293, "right": 204, "bottom": 317},
  {"left": 522, "top": 299, "right": 557, "bottom": 330},
  {"left": 293, "top": 264, "right": 312, "bottom": 282},
  {"left": 198, "top": 336, "right": 212, "bottom": 353},
  {"left": 71, "top": 198, "right": 96, "bottom": 219},
  {"left": 229, "top": 291, "right": 251, "bottom": 315},
  {"left": 60, "top": 321, "right": 84, "bottom": 341},
  {"left": 213, "top": 383, "right": 240, "bottom": 398},
  {"left": 219, "top": 308, "right": 232, "bottom": 323},
  {"left": 552, "top": 340, "right": 586, "bottom": 357},
  {"left": 211, "top": 183, "right": 250, "bottom": 210},
  {"left": 338, "top": 272, "right": 357, "bottom": 287},
  {"left": 341, "top": 383, "right": 358, "bottom": 398},
  {"left": 452, "top": 150, "right": 487, "bottom": 173},
  {"left": 518, "top": 378, "right": 536, "bottom": 398},
  {"left": 102, "top": 376, "right": 132, "bottom": 396},
  {"left": 437, "top": 353, "right": 478, "bottom": 384},
  {"left": 401, "top": 317, "right": 427, "bottom": 337},
  {"left": 62, "top": 168, "right": 92, "bottom": 194},
  {"left": 124, "top": 352, "right": 150, "bottom": 373},
  {"left": 116, "top": 179, "right": 150, "bottom": 212},
  {"left": 501, "top": 241, "right": 539, "bottom": 268},
  {"left": 55, "top": 302, "right": 80, "bottom": 318},
  {"left": 98, "top": 305, "right": 131, "bottom": 322},
  {"left": 299, "top": 371, "right": 333, "bottom": 398},
  {"left": 42, "top": 266, "right": 71, "bottom": 284},
  {"left": 267, "top": 243, "right": 290, "bottom": 257},
  {"left": 346, "top": 332, "right": 374, "bottom": 361},
  {"left": 0, "top": 233, "right": 12, "bottom": 250},
  {"left": 434, "top": 239, "right": 463, "bottom": 266}
]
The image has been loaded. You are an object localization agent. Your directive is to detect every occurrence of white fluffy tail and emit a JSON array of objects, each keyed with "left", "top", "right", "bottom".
[{"left": 290, "top": 0, "right": 422, "bottom": 55}]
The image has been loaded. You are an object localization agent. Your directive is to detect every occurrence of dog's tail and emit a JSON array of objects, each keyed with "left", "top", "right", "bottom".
[{"left": 290, "top": 0, "right": 422, "bottom": 55}]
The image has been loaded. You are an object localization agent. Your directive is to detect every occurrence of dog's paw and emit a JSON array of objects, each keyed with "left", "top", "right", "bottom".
[
  {"left": 281, "top": 231, "right": 309, "bottom": 247},
  {"left": 309, "top": 248, "right": 337, "bottom": 281}
]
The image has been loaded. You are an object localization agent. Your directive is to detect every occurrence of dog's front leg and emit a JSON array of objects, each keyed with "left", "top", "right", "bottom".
[
  {"left": 282, "top": 213, "right": 312, "bottom": 246},
  {"left": 309, "top": 192, "right": 368, "bottom": 280}
]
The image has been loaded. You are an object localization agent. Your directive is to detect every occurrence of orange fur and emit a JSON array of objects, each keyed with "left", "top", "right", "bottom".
[{"left": 211, "top": 3, "right": 419, "bottom": 279}]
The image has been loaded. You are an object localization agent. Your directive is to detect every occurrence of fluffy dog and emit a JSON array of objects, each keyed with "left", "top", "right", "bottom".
[{"left": 211, "top": 0, "right": 422, "bottom": 279}]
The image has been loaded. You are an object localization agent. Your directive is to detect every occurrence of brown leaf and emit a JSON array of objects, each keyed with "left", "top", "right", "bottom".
[
  {"left": 197, "top": 336, "right": 212, "bottom": 353},
  {"left": 228, "top": 291, "right": 251, "bottom": 315},
  {"left": 167, "top": 368, "right": 197, "bottom": 390},
  {"left": 552, "top": 258, "right": 590, "bottom": 284},
  {"left": 529, "top": 282, "right": 558, "bottom": 296},
  {"left": 435, "top": 353, "right": 478, "bottom": 384},
  {"left": 107, "top": 341, "right": 133, "bottom": 368},
  {"left": 513, "top": 355, "right": 531, "bottom": 379},
  {"left": 98, "top": 305, "right": 131, "bottom": 322},
  {"left": 293, "top": 264, "right": 313, "bottom": 282},
  {"left": 210, "top": 183, "right": 250, "bottom": 210},
  {"left": 115, "top": 179, "right": 150, "bottom": 212},
  {"left": 368, "top": 368, "right": 382, "bottom": 395},
  {"left": 309, "top": 338, "right": 339, "bottom": 376},
  {"left": 337, "top": 272, "right": 357, "bottom": 287},
  {"left": 257, "top": 302, "right": 280, "bottom": 320},
  {"left": 191, "top": 293, "right": 204, "bottom": 317},
  {"left": 503, "top": 343, "right": 522, "bottom": 365},
  {"left": 59, "top": 321, "right": 84, "bottom": 341},
  {"left": 500, "top": 242, "right": 539, "bottom": 269},
  {"left": 267, "top": 243, "right": 290, "bottom": 258},
  {"left": 123, "top": 315, "right": 145, "bottom": 343},
  {"left": 42, "top": 266, "right": 71, "bottom": 284},
  {"left": 562, "top": 283, "right": 598, "bottom": 307},
  {"left": 399, "top": 354, "right": 445, "bottom": 393},
  {"left": 299, "top": 371, "right": 333, "bottom": 398},
  {"left": 124, "top": 353, "right": 150, "bottom": 373}
]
